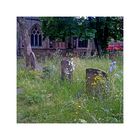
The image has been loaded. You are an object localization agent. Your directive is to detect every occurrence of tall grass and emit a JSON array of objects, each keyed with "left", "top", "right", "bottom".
[{"left": 17, "top": 56, "right": 123, "bottom": 123}]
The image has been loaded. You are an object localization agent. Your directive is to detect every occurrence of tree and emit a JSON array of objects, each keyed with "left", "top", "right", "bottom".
[
  {"left": 41, "top": 17, "right": 96, "bottom": 49},
  {"left": 17, "top": 17, "right": 37, "bottom": 70},
  {"left": 87, "top": 17, "right": 123, "bottom": 56},
  {"left": 41, "top": 17, "right": 123, "bottom": 57}
]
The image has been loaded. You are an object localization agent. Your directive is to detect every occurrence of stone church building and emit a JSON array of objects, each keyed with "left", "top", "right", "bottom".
[{"left": 17, "top": 17, "right": 97, "bottom": 58}]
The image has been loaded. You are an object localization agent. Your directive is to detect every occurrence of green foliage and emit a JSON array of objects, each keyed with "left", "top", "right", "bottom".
[
  {"left": 106, "top": 17, "right": 123, "bottom": 41},
  {"left": 40, "top": 17, "right": 123, "bottom": 55},
  {"left": 40, "top": 17, "right": 97, "bottom": 41},
  {"left": 94, "top": 17, "right": 123, "bottom": 50},
  {"left": 17, "top": 56, "right": 123, "bottom": 123}
]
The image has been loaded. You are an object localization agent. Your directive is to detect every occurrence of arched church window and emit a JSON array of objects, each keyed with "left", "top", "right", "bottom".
[{"left": 30, "top": 25, "right": 42, "bottom": 47}]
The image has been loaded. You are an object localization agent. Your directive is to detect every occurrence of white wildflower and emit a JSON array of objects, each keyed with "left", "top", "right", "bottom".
[
  {"left": 64, "top": 68, "right": 70, "bottom": 75},
  {"left": 79, "top": 119, "right": 87, "bottom": 123},
  {"left": 69, "top": 58, "right": 75, "bottom": 71}
]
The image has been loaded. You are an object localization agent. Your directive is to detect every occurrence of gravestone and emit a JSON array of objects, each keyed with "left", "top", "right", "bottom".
[
  {"left": 86, "top": 68, "right": 108, "bottom": 97},
  {"left": 61, "top": 58, "right": 73, "bottom": 80}
]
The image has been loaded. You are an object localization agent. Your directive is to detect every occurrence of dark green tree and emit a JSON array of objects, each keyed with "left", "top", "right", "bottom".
[
  {"left": 41, "top": 17, "right": 96, "bottom": 48},
  {"left": 40, "top": 17, "right": 123, "bottom": 57},
  {"left": 87, "top": 16, "right": 123, "bottom": 56}
]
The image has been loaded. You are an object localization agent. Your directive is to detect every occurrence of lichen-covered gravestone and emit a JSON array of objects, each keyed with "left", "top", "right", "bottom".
[
  {"left": 61, "top": 58, "right": 74, "bottom": 80},
  {"left": 86, "top": 68, "right": 108, "bottom": 98}
]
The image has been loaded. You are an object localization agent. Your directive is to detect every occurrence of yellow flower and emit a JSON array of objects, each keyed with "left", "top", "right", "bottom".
[
  {"left": 91, "top": 82, "right": 96, "bottom": 86},
  {"left": 91, "top": 75, "right": 105, "bottom": 87}
]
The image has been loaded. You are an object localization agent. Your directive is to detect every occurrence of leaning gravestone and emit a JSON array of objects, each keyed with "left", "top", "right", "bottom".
[
  {"left": 61, "top": 58, "right": 73, "bottom": 80},
  {"left": 86, "top": 68, "right": 108, "bottom": 98}
]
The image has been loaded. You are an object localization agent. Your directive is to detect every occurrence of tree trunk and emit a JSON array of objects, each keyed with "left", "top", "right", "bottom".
[
  {"left": 94, "top": 38, "right": 101, "bottom": 58},
  {"left": 95, "top": 17, "right": 102, "bottom": 58},
  {"left": 17, "top": 17, "right": 37, "bottom": 70},
  {"left": 86, "top": 39, "right": 92, "bottom": 57},
  {"left": 102, "top": 17, "right": 109, "bottom": 50}
]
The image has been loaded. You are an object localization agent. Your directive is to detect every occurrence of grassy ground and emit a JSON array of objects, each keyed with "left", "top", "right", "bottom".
[{"left": 17, "top": 55, "right": 123, "bottom": 123}]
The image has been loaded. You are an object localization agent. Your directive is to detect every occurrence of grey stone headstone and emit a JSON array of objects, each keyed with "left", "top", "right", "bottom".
[{"left": 61, "top": 58, "right": 73, "bottom": 80}]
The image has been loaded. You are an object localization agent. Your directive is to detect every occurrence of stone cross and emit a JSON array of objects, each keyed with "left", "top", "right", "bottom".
[{"left": 86, "top": 68, "right": 107, "bottom": 97}]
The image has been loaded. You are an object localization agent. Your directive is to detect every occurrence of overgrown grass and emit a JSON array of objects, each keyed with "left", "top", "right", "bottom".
[{"left": 17, "top": 56, "right": 123, "bottom": 123}]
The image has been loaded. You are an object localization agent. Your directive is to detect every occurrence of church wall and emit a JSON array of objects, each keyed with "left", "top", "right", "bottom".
[{"left": 17, "top": 17, "right": 97, "bottom": 57}]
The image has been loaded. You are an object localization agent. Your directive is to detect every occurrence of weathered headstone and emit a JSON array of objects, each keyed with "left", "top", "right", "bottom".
[
  {"left": 61, "top": 58, "right": 73, "bottom": 80},
  {"left": 86, "top": 68, "right": 107, "bottom": 97}
]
